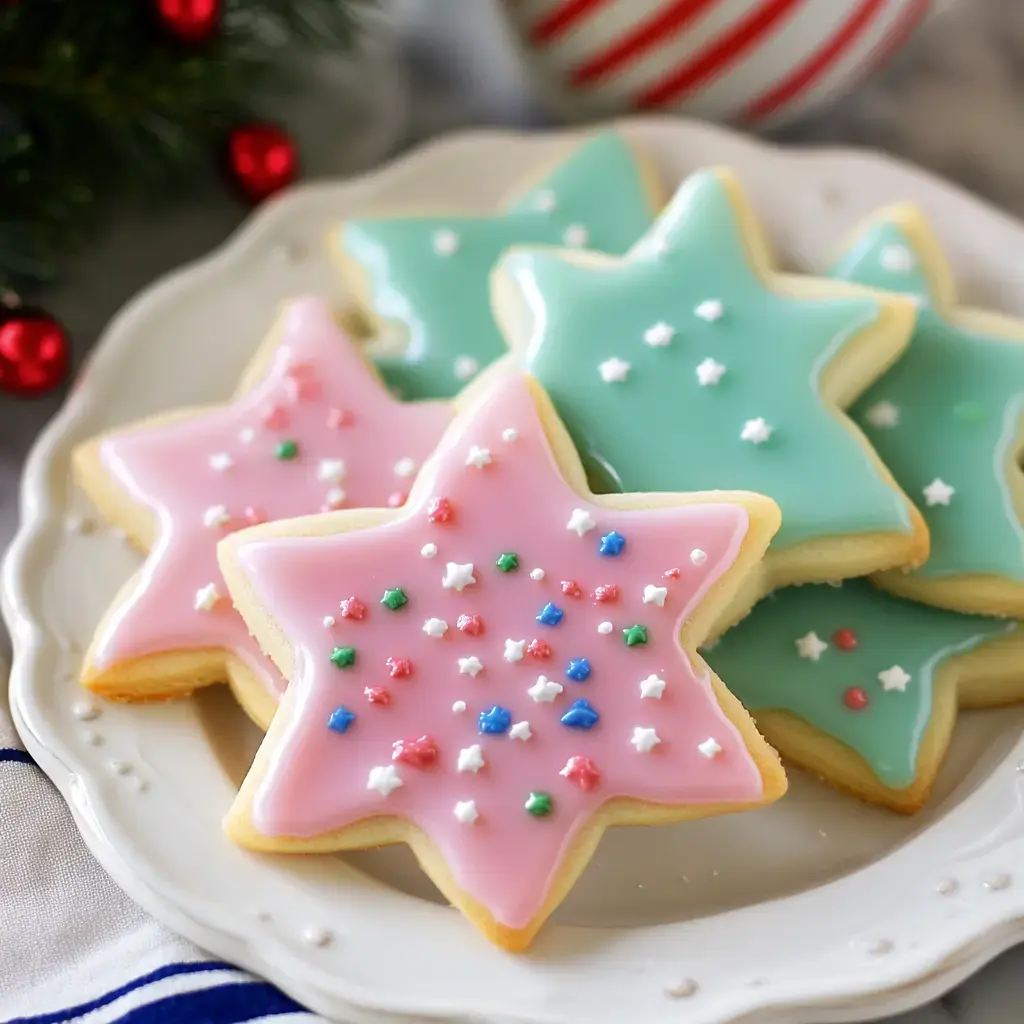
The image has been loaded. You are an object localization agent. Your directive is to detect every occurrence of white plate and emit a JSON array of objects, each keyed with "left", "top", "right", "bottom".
[{"left": 7, "top": 119, "right": 1024, "bottom": 1024}]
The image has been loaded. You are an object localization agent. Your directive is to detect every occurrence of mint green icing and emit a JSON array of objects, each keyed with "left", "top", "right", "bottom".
[
  {"left": 511, "top": 170, "right": 914, "bottom": 550},
  {"left": 833, "top": 221, "right": 1024, "bottom": 581},
  {"left": 340, "top": 132, "right": 655, "bottom": 400},
  {"left": 706, "top": 581, "right": 1011, "bottom": 787}
]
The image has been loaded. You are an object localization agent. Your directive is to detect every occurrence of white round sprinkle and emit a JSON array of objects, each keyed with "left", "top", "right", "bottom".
[
  {"left": 322, "top": 615, "right": 336, "bottom": 628},
  {"left": 598, "top": 621, "right": 613, "bottom": 635},
  {"left": 530, "top": 568, "right": 545, "bottom": 581},
  {"left": 302, "top": 927, "right": 333, "bottom": 948},
  {"left": 209, "top": 452, "right": 234, "bottom": 472},
  {"left": 238, "top": 427, "right": 256, "bottom": 444},
  {"left": 72, "top": 700, "right": 100, "bottom": 721},
  {"left": 695, "top": 299, "right": 724, "bottom": 322},
  {"left": 453, "top": 355, "right": 479, "bottom": 381},
  {"left": 502, "top": 427, "right": 518, "bottom": 443},
  {"left": 324, "top": 487, "right": 346, "bottom": 509},
  {"left": 432, "top": 228, "right": 460, "bottom": 256},
  {"left": 420, "top": 543, "right": 438, "bottom": 558},
  {"left": 203, "top": 504, "right": 231, "bottom": 529},
  {"left": 318, "top": 458, "right": 346, "bottom": 484},
  {"left": 563, "top": 223, "right": 589, "bottom": 247},
  {"left": 690, "top": 548, "right": 707, "bottom": 565},
  {"left": 865, "top": 400, "right": 900, "bottom": 429},
  {"left": 452, "top": 700, "right": 467, "bottom": 714},
  {"left": 880, "top": 244, "right": 916, "bottom": 273},
  {"left": 664, "top": 979, "right": 699, "bottom": 999},
  {"left": 393, "top": 456, "right": 417, "bottom": 478}
]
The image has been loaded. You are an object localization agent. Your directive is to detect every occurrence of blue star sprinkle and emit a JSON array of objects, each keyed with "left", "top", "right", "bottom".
[
  {"left": 536, "top": 602, "right": 565, "bottom": 627},
  {"left": 565, "top": 658, "right": 591, "bottom": 682},
  {"left": 560, "top": 699, "right": 600, "bottom": 730},
  {"left": 327, "top": 706, "right": 356, "bottom": 734},
  {"left": 478, "top": 705, "right": 513, "bottom": 735},
  {"left": 598, "top": 531, "right": 626, "bottom": 556}
]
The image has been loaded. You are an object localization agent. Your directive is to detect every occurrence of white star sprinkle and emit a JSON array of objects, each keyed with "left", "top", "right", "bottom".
[
  {"left": 923, "top": 478, "right": 955, "bottom": 506},
  {"left": 695, "top": 358, "right": 726, "bottom": 387},
  {"left": 509, "top": 721, "right": 532, "bottom": 742},
  {"left": 458, "top": 656, "right": 483, "bottom": 678},
  {"left": 432, "top": 228, "right": 460, "bottom": 256},
  {"left": 453, "top": 355, "right": 479, "bottom": 381},
  {"left": 698, "top": 737, "right": 723, "bottom": 759},
  {"left": 504, "top": 638, "right": 527, "bottom": 663},
  {"left": 465, "top": 445, "right": 492, "bottom": 469},
  {"left": 453, "top": 800, "right": 479, "bottom": 824},
  {"left": 452, "top": 700, "right": 467, "bottom": 713},
  {"left": 695, "top": 299, "right": 724, "bottom": 322},
  {"left": 324, "top": 487, "right": 346, "bottom": 509},
  {"left": 393, "top": 456, "right": 417, "bottom": 478},
  {"left": 880, "top": 244, "right": 916, "bottom": 273},
  {"left": 317, "top": 458, "right": 345, "bottom": 483},
  {"left": 567, "top": 508, "right": 596, "bottom": 537},
  {"left": 423, "top": 617, "right": 448, "bottom": 638},
  {"left": 442, "top": 561, "right": 477, "bottom": 591},
  {"left": 643, "top": 585, "right": 668, "bottom": 607},
  {"left": 322, "top": 615, "right": 335, "bottom": 628},
  {"left": 528, "top": 676, "right": 563, "bottom": 703},
  {"left": 202, "top": 504, "right": 230, "bottom": 528},
  {"left": 878, "top": 665, "right": 911, "bottom": 692},
  {"left": 644, "top": 321, "right": 675, "bottom": 347},
  {"left": 639, "top": 674, "right": 666, "bottom": 699},
  {"left": 194, "top": 583, "right": 221, "bottom": 612},
  {"left": 563, "top": 223, "right": 589, "bottom": 247},
  {"left": 741, "top": 417, "right": 773, "bottom": 445},
  {"left": 690, "top": 548, "right": 707, "bottom": 565},
  {"left": 866, "top": 401, "right": 900, "bottom": 428},
  {"left": 238, "top": 427, "right": 255, "bottom": 444},
  {"left": 598, "top": 621, "right": 613, "bottom": 635},
  {"left": 420, "top": 543, "right": 437, "bottom": 558},
  {"left": 631, "top": 727, "right": 661, "bottom": 753},
  {"left": 209, "top": 452, "right": 233, "bottom": 472},
  {"left": 367, "top": 765, "right": 403, "bottom": 797},
  {"left": 534, "top": 189, "right": 556, "bottom": 213},
  {"left": 599, "top": 357, "right": 631, "bottom": 383},
  {"left": 502, "top": 427, "right": 518, "bottom": 443},
  {"left": 530, "top": 568, "right": 545, "bottom": 581},
  {"left": 457, "top": 744, "right": 485, "bottom": 773},
  {"left": 795, "top": 631, "right": 828, "bottom": 661}
]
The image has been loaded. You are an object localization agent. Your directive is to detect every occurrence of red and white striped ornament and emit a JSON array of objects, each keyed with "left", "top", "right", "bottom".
[{"left": 502, "top": 0, "right": 935, "bottom": 126}]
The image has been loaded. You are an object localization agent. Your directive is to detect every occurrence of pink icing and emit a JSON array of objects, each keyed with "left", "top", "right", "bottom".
[
  {"left": 234, "top": 373, "right": 764, "bottom": 929},
  {"left": 93, "top": 298, "right": 453, "bottom": 695}
]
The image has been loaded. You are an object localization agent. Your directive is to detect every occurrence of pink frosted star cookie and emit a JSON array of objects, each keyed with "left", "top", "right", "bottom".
[
  {"left": 73, "top": 297, "right": 453, "bottom": 729},
  {"left": 217, "top": 370, "right": 785, "bottom": 950}
]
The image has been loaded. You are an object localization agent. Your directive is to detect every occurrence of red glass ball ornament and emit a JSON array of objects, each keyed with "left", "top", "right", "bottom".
[
  {"left": 0, "top": 308, "right": 70, "bottom": 396},
  {"left": 154, "top": 0, "right": 221, "bottom": 44},
  {"left": 227, "top": 123, "right": 298, "bottom": 204}
]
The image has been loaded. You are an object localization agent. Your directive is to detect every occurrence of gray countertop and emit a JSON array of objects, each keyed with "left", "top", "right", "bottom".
[{"left": 4, "top": 1, "right": 1023, "bottom": 1019}]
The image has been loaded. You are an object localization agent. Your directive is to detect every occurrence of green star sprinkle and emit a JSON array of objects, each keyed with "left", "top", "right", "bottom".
[
  {"left": 524, "top": 792, "right": 552, "bottom": 817},
  {"left": 275, "top": 439, "right": 299, "bottom": 461},
  {"left": 495, "top": 552, "right": 519, "bottom": 573},
  {"left": 330, "top": 646, "right": 356, "bottom": 669},
  {"left": 623, "top": 624, "right": 648, "bottom": 647},
  {"left": 380, "top": 588, "right": 409, "bottom": 611}
]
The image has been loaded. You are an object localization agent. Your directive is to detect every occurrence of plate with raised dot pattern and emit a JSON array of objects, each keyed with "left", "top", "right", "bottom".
[{"left": 7, "top": 118, "right": 1024, "bottom": 1024}]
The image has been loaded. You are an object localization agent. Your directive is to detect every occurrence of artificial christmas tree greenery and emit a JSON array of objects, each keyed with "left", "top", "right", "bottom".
[{"left": 0, "top": 0, "right": 367, "bottom": 294}]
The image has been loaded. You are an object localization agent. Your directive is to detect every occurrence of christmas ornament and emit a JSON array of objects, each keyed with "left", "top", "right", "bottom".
[
  {"left": 154, "top": 0, "right": 221, "bottom": 45},
  {"left": 501, "top": 0, "right": 935, "bottom": 126},
  {"left": 0, "top": 307, "right": 70, "bottom": 396},
  {"left": 226, "top": 123, "right": 298, "bottom": 203}
]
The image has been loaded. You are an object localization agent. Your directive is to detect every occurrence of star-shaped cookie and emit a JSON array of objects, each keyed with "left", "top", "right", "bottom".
[
  {"left": 706, "top": 579, "right": 1024, "bottom": 812},
  {"left": 335, "top": 131, "right": 660, "bottom": 400},
  {"left": 833, "top": 207, "right": 1024, "bottom": 617},
  {"left": 493, "top": 167, "right": 928, "bottom": 628},
  {"left": 218, "top": 370, "right": 785, "bottom": 950},
  {"left": 74, "top": 298, "right": 453, "bottom": 729}
]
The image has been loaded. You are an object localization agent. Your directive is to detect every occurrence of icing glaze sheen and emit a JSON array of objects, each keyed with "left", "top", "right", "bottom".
[
  {"left": 233, "top": 373, "right": 764, "bottom": 929},
  {"left": 835, "top": 220, "right": 1024, "bottom": 581},
  {"left": 94, "top": 298, "right": 453, "bottom": 694},
  {"left": 341, "top": 132, "right": 655, "bottom": 400},
  {"left": 706, "top": 580, "right": 1011, "bottom": 787},
  {"left": 509, "top": 169, "right": 914, "bottom": 550}
]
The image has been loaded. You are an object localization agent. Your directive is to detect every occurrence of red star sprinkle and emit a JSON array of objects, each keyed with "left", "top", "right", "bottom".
[
  {"left": 559, "top": 755, "right": 601, "bottom": 791},
  {"left": 664, "top": 567, "right": 681, "bottom": 580},
  {"left": 386, "top": 656, "right": 412, "bottom": 678},
  {"left": 527, "top": 639, "right": 552, "bottom": 659},
  {"left": 262, "top": 404, "right": 289, "bottom": 430},
  {"left": 832, "top": 628, "right": 858, "bottom": 651},
  {"left": 843, "top": 687, "right": 869, "bottom": 710},
  {"left": 592, "top": 584, "right": 619, "bottom": 604},
  {"left": 327, "top": 407, "right": 354, "bottom": 428},
  {"left": 339, "top": 596, "right": 367, "bottom": 621},
  {"left": 365, "top": 686, "right": 391, "bottom": 705},
  {"left": 457, "top": 613, "right": 484, "bottom": 636},
  {"left": 391, "top": 735, "right": 439, "bottom": 769},
  {"left": 560, "top": 580, "right": 582, "bottom": 598},
  {"left": 285, "top": 363, "right": 320, "bottom": 401},
  {"left": 427, "top": 496, "right": 455, "bottom": 524}
]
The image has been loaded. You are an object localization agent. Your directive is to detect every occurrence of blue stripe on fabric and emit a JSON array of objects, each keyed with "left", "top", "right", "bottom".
[
  {"left": 108, "top": 981, "right": 306, "bottom": 1024},
  {"left": 0, "top": 748, "right": 34, "bottom": 765},
  {"left": 8, "top": 961, "right": 233, "bottom": 1024}
]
